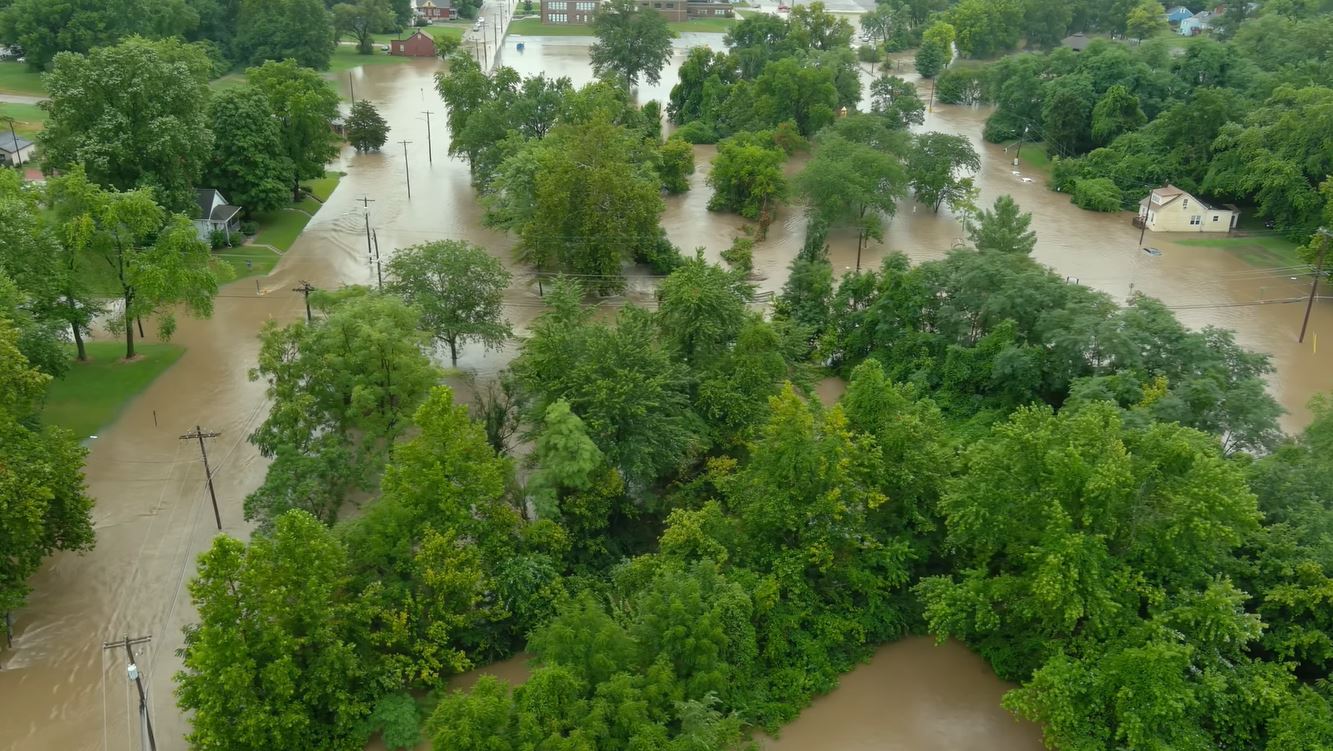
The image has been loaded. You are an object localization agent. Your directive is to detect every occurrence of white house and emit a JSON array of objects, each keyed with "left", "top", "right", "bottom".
[
  {"left": 194, "top": 189, "right": 242, "bottom": 242},
  {"left": 1180, "top": 10, "right": 1214, "bottom": 35},
  {"left": 0, "top": 133, "right": 34, "bottom": 166},
  {"left": 1137, "top": 184, "right": 1238, "bottom": 233}
]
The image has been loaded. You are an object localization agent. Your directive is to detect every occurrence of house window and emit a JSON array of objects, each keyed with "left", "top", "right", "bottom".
[
  {"left": 549, "top": 12, "right": 567, "bottom": 21},
  {"left": 576, "top": 1, "right": 594, "bottom": 9},
  {"left": 1190, "top": 215, "right": 1201, "bottom": 225},
  {"left": 1182, "top": 198, "right": 1189, "bottom": 209}
]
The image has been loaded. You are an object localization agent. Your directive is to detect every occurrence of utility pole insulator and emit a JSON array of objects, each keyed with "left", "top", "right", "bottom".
[
  {"left": 103, "top": 635, "right": 157, "bottom": 751},
  {"left": 292, "top": 281, "right": 316, "bottom": 323}
]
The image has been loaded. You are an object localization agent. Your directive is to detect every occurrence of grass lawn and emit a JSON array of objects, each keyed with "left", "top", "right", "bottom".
[
  {"left": 251, "top": 208, "right": 312, "bottom": 252},
  {"left": 1015, "top": 142, "right": 1052, "bottom": 174},
  {"left": 44, "top": 342, "right": 185, "bottom": 439},
  {"left": 1174, "top": 235, "right": 1305, "bottom": 269},
  {"left": 302, "top": 170, "right": 344, "bottom": 202},
  {"left": 217, "top": 244, "right": 282, "bottom": 279},
  {"left": 0, "top": 101, "right": 46, "bottom": 138},
  {"left": 0, "top": 61, "right": 46, "bottom": 96},
  {"left": 208, "top": 73, "right": 249, "bottom": 93}
]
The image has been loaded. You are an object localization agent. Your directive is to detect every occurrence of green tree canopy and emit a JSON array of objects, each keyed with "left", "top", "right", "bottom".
[
  {"left": 40, "top": 36, "right": 214, "bottom": 213},
  {"left": 0, "top": 0, "right": 197, "bottom": 70},
  {"left": 385, "top": 239, "right": 512, "bottom": 365},
  {"left": 968, "top": 194, "right": 1036, "bottom": 255},
  {"left": 236, "top": 0, "right": 335, "bottom": 69},
  {"left": 346, "top": 99, "right": 391, "bottom": 152},
  {"left": 907, "top": 131, "right": 981, "bottom": 213},
  {"left": 589, "top": 0, "right": 675, "bottom": 88},
  {"left": 334, "top": 0, "right": 393, "bottom": 54},
  {"left": 204, "top": 86, "right": 295, "bottom": 214},
  {"left": 248, "top": 59, "right": 343, "bottom": 200}
]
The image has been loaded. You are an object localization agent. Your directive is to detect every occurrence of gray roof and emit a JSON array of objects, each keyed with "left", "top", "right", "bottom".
[
  {"left": 195, "top": 188, "right": 242, "bottom": 222},
  {"left": 0, "top": 133, "right": 33, "bottom": 153}
]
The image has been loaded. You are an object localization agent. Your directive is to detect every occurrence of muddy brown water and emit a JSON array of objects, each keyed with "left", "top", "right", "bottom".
[{"left": 3, "top": 36, "right": 1331, "bottom": 751}]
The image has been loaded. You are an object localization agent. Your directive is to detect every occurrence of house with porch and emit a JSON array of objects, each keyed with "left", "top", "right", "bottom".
[
  {"left": 1136, "top": 184, "right": 1238, "bottom": 232},
  {"left": 0, "top": 133, "right": 34, "bottom": 167},
  {"left": 194, "top": 189, "right": 242, "bottom": 243}
]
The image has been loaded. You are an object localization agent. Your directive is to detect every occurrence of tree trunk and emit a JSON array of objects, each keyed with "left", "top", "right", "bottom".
[
  {"left": 136, "top": 316, "right": 145, "bottom": 339},
  {"left": 293, "top": 173, "right": 303, "bottom": 203},
  {"left": 68, "top": 296, "right": 86, "bottom": 361},
  {"left": 124, "top": 291, "right": 135, "bottom": 359},
  {"left": 448, "top": 338, "right": 458, "bottom": 366}
]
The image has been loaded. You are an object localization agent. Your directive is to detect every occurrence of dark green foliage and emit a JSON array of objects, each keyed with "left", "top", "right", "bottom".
[
  {"left": 1071, "top": 176, "right": 1123, "bottom": 211},
  {"left": 914, "top": 39, "right": 947, "bottom": 78},
  {"left": 935, "top": 67, "right": 992, "bottom": 105},
  {"left": 706, "top": 131, "right": 788, "bottom": 221},
  {"left": 0, "top": 0, "right": 197, "bottom": 70},
  {"left": 968, "top": 194, "right": 1036, "bottom": 254},
  {"left": 236, "top": 0, "right": 335, "bottom": 70},
  {"left": 658, "top": 138, "right": 695, "bottom": 194},
  {"left": 346, "top": 99, "right": 390, "bottom": 152},
  {"left": 205, "top": 86, "right": 294, "bottom": 214},
  {"left": 589, "top": 0, "right": 675, "bottom": 87},
  {"left": 363, "top": 693, "right": 420, "bottom": 751}
]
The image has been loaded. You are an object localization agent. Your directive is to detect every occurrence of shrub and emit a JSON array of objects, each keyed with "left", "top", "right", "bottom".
[
  {"left": 659, "top": 138, "right": 695, "bottom": 194},
  {"left": 364, "top": 693, "right": 420, "bottom": 751},
  {"left": 722, "top": 237, "right": 755, "bottom": 275},
  {"left": 1071, "top": 178, "right": 1123, "bottom": 212},
  {"left": 673, "top": 120, "right": 719, "bottom": 144},
  {"left": 936, "top": 68, "right": 991, "bottom": 105},
  {"left": 240, "top": 220, "right": 259, "bottom": 236},
  {"left": 857, "top": 45, "right": 883, "bottom": 63},
  {"left": 209, "top": 229, "right": 231, "bottom": 249},
  {"left": 636, "top": 229, "right": 685, "bottom": 274}
]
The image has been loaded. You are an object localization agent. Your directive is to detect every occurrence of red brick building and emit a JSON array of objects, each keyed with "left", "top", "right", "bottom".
[
  {"left": 416, "top": 0, "right": 457, "bottom": 21},
  {"left": 390, "top": 30, "right": 439, "bottom": 57}
]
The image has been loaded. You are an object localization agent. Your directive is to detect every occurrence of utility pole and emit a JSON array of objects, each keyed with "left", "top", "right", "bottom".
[
  {"left": 348, "top": 72, "right": 356, "bottom": 103},
  {"left": 293, "top": 281, "right": 315, "bottom": 323},
  {"left": 179, "top": 426, "right": 222, "bottom": 530},
  {"left": 372, "top": 230, "right": 383, "bottom": 290},
  {"left": 103, "top": 635, "right": 156, "bottom": 751},
  {"left": 399, "top": 140, "right": 413, "bottom": 199},
  {"left": 356, "top": 195, "right": 375, "bottom": 259},
  {"left": 2, "top": 116, "right": 22, "bottom": 167},
  {"left": 421, "top": 111, "right": 435, "bottom": 164},
  {"left": 1299, "top": 228, "right": 1331, "bottom": 343}
]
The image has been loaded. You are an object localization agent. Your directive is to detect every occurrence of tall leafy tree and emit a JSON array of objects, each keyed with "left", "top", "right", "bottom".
[
  {"left": 40, "top": 37, "right": 214, "bottom": 213},
  {"left": 333, "top": 0, "right": 393, "bottom": 54},
  {"left": 1125, "top": 0, "right": 1169, "bottom": 40},
  {"left": 914, "top": 39, "right": 948, "bottom": 78},
  {"left": 705, "top": 131, "right": 788, "bottom": 222},
  {"left": 1021, "top": 0, "right": 1072, "bottom": 48},
  {"left": 589, "top": 0, "right": 675, "bottom": 88},
  {"left": 249, "top": 59, "right": 343, "bottom": 200},
  {"left": 908, "top": 132, "right": 981, "bottom": 213},
  {"left": 1091, "top": 83, "right": 1147, "bottom": 144},
  {"left": 655, "top": 253, "right": 752, "bottom": 366},
  {"left": 204, "top": 86, "right": 294, "bottom": 214},
  {"left": 245, "top": 288, "right": 439, "bottom": 527},
  {"left": 46, "top": 167, "right": 228, "bottom": 359},
  {"left": 385, "top": 239, "right": 512, "bottom": 366},
  {"left": 869, "top": 75, "right": 926, "bottom": 130},
  {"left": 796, "top": 118, "right": 908, "bottom": 261},
  {"left": 968, "top": 194, "right": 1036, "bottom": 255},
  {"left": 947, "top": 0, "right": 1023, "bottom": 58},
  {"left": 512, "top": 279, "right": 703, "bottom": 488},
  {"left": 236, "top": 0, "right": 335, "bottom": 69},
  {"left": 0, "top": 320, "right": 95, "bottom": 616},
  {"left": 752, "top": 57, "right": 839, "bottom": 136},
  {"left": 176, "top": 511, "right": 371, "bottom": 751}
]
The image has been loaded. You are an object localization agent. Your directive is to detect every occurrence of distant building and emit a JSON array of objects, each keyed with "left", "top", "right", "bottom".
[
  {"left": 194, "top": 189, "right": 243, "bottom": 243},
  {"left": 1136, "top": 184, "right": 1238, "bottom": 233},
  {"left": 1061, "top": 32, "right": 1092, "bottom": 52},
  {"left": 416, "top": 0, "right": 457, "bottom": 21},
  {"left": 1179, "top": 10, "right": 1214, "bottom": 35},
  {"left": 391, "top": 30, "right": 439, "bottom": 57},
  {"left": 0, "top": 133, "right": 34, "bottom": 167},
  {"left": 637, "top": 0, "right": 734, "bottom": 22},
  {"left": 1165, "top": 5, "right": 1195, "bottom": 24},
  {"left": 541, "top": 0, "right": 733, "bottom": 24}
]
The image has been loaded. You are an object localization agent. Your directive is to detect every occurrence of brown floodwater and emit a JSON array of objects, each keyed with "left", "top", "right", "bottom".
[{"left": 3, "top": 34, "right": 1331, "bottom": 751}]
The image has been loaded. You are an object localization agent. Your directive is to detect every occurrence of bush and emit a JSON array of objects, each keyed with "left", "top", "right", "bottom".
[
  {"left": 240, "top": 220, "right": 259, "bottom": 236},
  {"left": 437, "top": 35, "right": 461, "bottom": 55},
  {"left": 771, "top": 120, "right": 809, "bottom": 154},
  {"left": 659, "top": 138, "right": 695, "bottom": 194},
  {"left": 209, "top": 229, "right": 231, "bottom": 249},
  {"left": 673, "top": 120, "right": 719, "bottom": 144},
  {"left": 936, "top": 68, "right": 991, "bottom": 105},
  {"left": 722, "top": 236, "right": 755, "bottom": 275},
  {"left": 414, "top": 16, "right": 429, "bottom": 26},
  {"left": 982, "top": 109, "right": 1027, "bottom": 144},
  {"left": 364, "top": 693, "right": 420, "bottom": 751},
  {"left": 1049, "top": 157, "right": 1081, "bottom": 193},
  {"left": 1071, "top": 178, "right": 1123, "bottom": 212},
  {"left": 857, "top": 45, "right": 883, "bottom": 63},
  {"left": 636, "top": 229, "right": 685, "bottom": 274},
  {"left": 885, "top": 24, "right": 916, "bottom": 52}
]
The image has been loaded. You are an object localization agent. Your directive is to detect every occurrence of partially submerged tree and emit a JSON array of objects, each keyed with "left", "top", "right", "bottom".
[
  {"left": 589, "top": 0, "right": 675, "bottom": 88},
  {"left": 249, "top": 59, "right": 343, "bottom": 201},
  {"left": 346, "top": 99, "right": 391, "bottom": 153},
  {"left": 386, "top": 239, "right": 512, "bottom": 366}
]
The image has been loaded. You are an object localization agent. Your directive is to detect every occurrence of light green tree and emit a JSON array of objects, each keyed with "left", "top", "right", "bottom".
[
  {"left": 386, "top": 239, "right": 512, "bottom": 366},
  {"left": 968, "top": 194, "right": 1037, "bottom": 254},
  {"left": 334, "top": 0, "right": 394, "bottom": 54},
  {"left": 589, "top": 0, "right": 676, "bottom": 87},
  {"left": 248, "top": 59, "right": 343, "bottom": 200},
  {"left": 1125, "top": 0, "right": 1169, "bottom": 40}
]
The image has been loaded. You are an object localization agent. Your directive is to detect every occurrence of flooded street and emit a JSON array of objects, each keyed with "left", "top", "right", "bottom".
[{"left": 2, "top": 31, "right": 1331, "bottom": 751}]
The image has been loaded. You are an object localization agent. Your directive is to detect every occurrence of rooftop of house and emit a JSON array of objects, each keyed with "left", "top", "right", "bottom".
[
  {"left": 195, "top": 189, "right": 242, "bottom": 222},
  {"left": 0, "top": 133, "right": 33, "bottom": 153}
]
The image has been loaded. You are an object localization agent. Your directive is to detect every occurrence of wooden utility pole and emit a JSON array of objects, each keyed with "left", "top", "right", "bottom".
[
  {"left": 372, "top": 230, "right": 384, "bottom": 290},
  {"left": 399, "top": 140, "right": 413, "bottom": 199},
  {"left": 348, "top": 72, "right": 356, "bottom": 103},
  {"left": 103, "top": 635, "right": 156, "bottom": 751},
  {"left": 179, "top": 426, "right": 222, "bottom": 530},
  {"left": 2, "top": 116, "right": 23, "bottom": 167},
  {"left": 1299, "top": 228, "right": 1331, "bottom": 343},
  {"left": 292, "top": 281, "right": 316, "bottom": 323},
  {"left": 421, "top": 111, "right": 435, "bottom": 164}
]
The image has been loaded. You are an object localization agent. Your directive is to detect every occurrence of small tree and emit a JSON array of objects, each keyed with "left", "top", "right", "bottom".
[
  {"left": 346, "top": 99, "right": 390, "bottom": 152},
  {"left": 1125, "top": 0, "right": 1169, "bottom": 40},
  {"left": 386, "top": 240, "right": 513, "bottom": 366},
  {"left": 969, "top": 195, "right": 1037, "bottom": 255},
  {"left": 908, "top": 131, "right": 981, "bottom": 213},
  {"left": 721, "top": 236, "right": 754, "bottom": 276},
  {"left": 659, "top": 138, "right": 695, "bottom": 194},
  {"left": 914, "top": 39, "right": 948, "bottom": 79}
]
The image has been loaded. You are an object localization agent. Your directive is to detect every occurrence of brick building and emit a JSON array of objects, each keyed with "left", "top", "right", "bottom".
[
  {"left": 391, "top": 30, "right": 439, "bottom": 56},
  {"left": 541, "top": 0, "right": 732, "bottom": 24},
  {"left": 416, "top": 0, "right": 457, "bottom": 21}
]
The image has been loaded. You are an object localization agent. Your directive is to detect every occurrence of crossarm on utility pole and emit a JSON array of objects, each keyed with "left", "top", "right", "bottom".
[{"left": 179, "top": 426, "right": 223, "bottom": 530}]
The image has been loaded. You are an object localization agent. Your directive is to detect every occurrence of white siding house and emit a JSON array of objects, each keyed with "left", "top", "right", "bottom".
[{"left": 1137, "top": 185, "right": 1238, "bottom": 233}]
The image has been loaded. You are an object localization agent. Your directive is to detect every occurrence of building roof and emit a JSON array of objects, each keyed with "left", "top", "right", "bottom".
[
  {"left": 1139, "top": 184, "right": 1225, "bottom": 212},
  {"left": 1061, "top": 33, "right": 1092, "bottom": 51},
  {"left": 0, "top": 133, "right": 33, "bottom": 154},
  {"left": 195, "top": 189, "right": 242, "bottom": 222}
]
